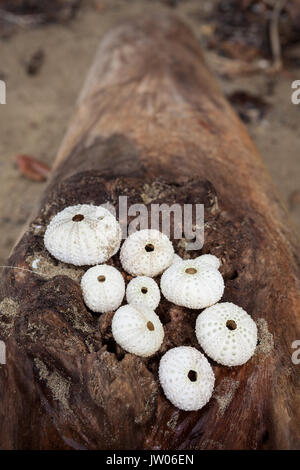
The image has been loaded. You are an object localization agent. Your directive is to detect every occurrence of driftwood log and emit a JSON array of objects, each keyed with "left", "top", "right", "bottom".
[{"left": 0, "top": 13, "right": 299, "bottom": 450}]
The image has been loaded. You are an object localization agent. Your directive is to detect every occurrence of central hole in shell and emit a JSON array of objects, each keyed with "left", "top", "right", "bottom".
[
  {"left": 185, "top": 267, "right": 197, "bottom": 275},
  {"left": 141, "top": 287, "right": 148, "bottom": 294},
  {"left": 226, "top": 320, "right": 237, "bottom": 331},
  {"left": 97, "top": 275, "right": 106, "bottom": 283},
  {"left": 147, "top": 321, "right": 155, "bottom": 331},
  {"left": 72, "top": 214, "right": 84, "bottom": 222},
  {"left": 145, "top": 243, "right": 155, "bottom": 252},
  {"left": 188, "top": 370, "right": 197, "bottom": 382}
]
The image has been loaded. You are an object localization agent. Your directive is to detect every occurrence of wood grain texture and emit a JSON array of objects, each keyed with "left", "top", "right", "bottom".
[{"left": 0, "top": 13, "right": 299, "bottom": 450}]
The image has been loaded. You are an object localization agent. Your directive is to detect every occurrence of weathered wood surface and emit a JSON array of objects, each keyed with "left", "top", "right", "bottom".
[{"left": 0, "top": 13, "right": 299, "bottom": 450}]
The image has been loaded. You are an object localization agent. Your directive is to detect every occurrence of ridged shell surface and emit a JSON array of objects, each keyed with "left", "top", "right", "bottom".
[
  {"left": 196, "top": 302, "right": 257, "bottom": 366},
  {"left": 81, "top": 264, "right": 125, "bottom": 313},
  {"left": 126, "top": 276, "right": 160, "bottom": 310},
  {"left": 44, "top": 204, "right": 122, "bottom": 266},
  {"left": 120, "top": 229, "right": 174, "bottom": 277},
  {"left": 159, "top": 346, "right": 215, "bottom": 411},
  {"left": 161, "top": 259, "right": 224, "bottom": 309},
  {"left": 112, "top": 304, "right": 164, "bottom": 357},
  {"left": 195, "top": 254, "right": 221, "bottom": 270}
]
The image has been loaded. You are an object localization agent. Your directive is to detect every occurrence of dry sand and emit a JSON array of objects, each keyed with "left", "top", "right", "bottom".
[{"left": 0, "top": 0, "right": 299, "bottom": 265}]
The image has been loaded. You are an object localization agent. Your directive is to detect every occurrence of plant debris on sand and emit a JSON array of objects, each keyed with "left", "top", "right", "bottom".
[
  {"left": 0, "top": 0, "right": 81, "bottom": 37},
  {"left": 208, "top": 0, "right": 300, "bottom": 63}
]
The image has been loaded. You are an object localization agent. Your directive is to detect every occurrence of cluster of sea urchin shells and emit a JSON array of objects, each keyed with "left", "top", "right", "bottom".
[{"left": 44, "top": 204, "right": 258, "bottom": 412}]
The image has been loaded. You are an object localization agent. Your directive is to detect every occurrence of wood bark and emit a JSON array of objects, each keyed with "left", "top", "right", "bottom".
[{"left": 0, "top": 13, "right": 299, "bottom": 450}]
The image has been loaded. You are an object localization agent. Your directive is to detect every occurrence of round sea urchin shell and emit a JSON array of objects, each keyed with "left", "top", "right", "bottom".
[
  {"left": 161, "top": 259, "right": 224, "bottom": 309},
  {"left": 81, "top": 264, "right": 125, "bottom": 313},
  {"left": 159, "top": 346, "right": 215, "bottom": 411},
  {"left": 126, "top": 276, "right": 160, "bottom": 310},
  {"left": 112, "top": 304, "right": 164, "bottom": 357},
  {"left": 120, "top": 229, "right": 174, "bottom": 277},
  {"left": 44, "top": 204, "right": 122, "bottom": 266},
  {"left": 195, "top": 302, "right": 257, "bottom": 366}
]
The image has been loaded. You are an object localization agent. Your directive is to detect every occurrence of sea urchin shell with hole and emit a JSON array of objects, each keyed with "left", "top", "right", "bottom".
[
  {"left": 195, "top": 302, "right": 257, "bottom": 366},
  {"left": 126, "top": 276, "right": 160, "bottom": 310},
  {"left": 44, "top": 204, "right": 122, "bottom": 266},
  {"left": 81, "top": 264, "right": 125, "bottom": 313},
  {"left": 159, "top": 346, "right": 215, "bottom": 411},
  {"left": 112, "top": 304, "right": 164, "bottom": 357},
  {"left": 161, "top": 259, "right": 224, "bottom": 309},
  {"left": 120, "top": 229, "right": 174, "bottom": 277}
]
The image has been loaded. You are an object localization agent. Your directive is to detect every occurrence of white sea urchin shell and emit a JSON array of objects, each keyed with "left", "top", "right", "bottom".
[
  {"left": 195, "top": 302, "right": 257, "bottom": 366},
  {"left": 171, "top": 254, "right": 220, "bottom": 269},
  {"left": 161, "top": 259, "right": 224, "bottom": 309},
  {"left": 195, "top": 254, "right": 221, "bottom": 270},
  {"left": 172, "top": 254, "right": 182, "bottom": 264},
  {"left": 120, "top": 229, "right": 174, "bottom": 277},
  {"left": 159, "top": 346, "right": 215, "bottom": 411},
  {"left": 112, "top": 304, "right": 164, "bottom": 357},
  {"left": 81, "top": 264, "right": 125, "bottom": 313},
  {"left": 44, "top": 204, "right": 122, "bottom": 266},
  {"left": 126, "top": 276, "right": 160, "bottom": 310}
]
